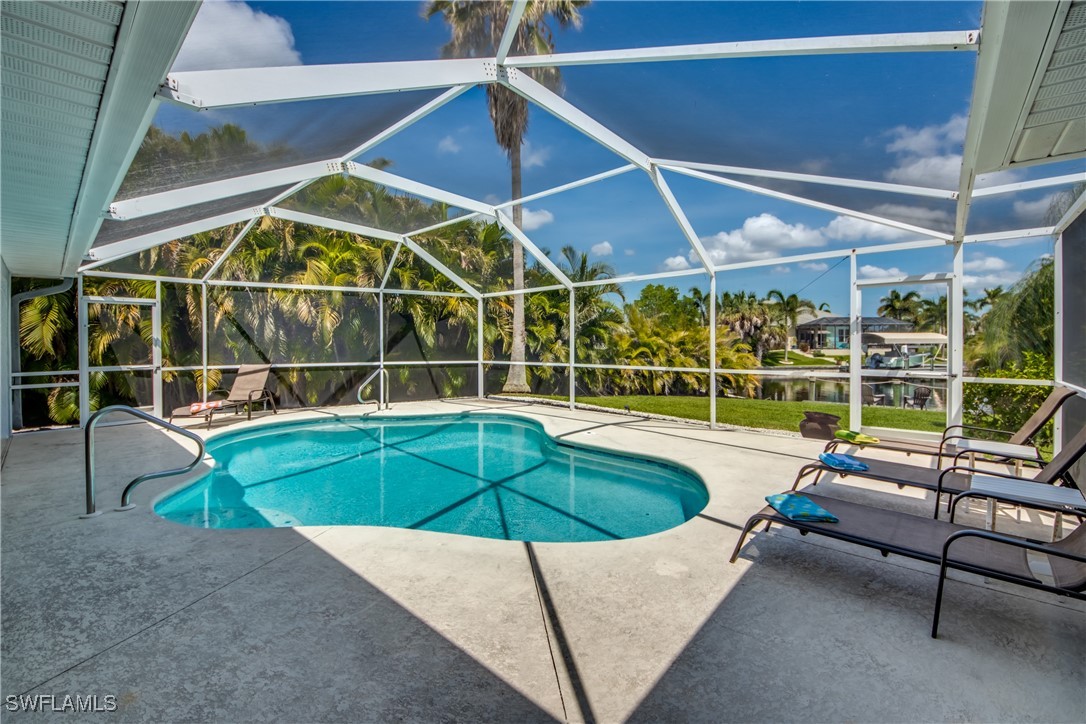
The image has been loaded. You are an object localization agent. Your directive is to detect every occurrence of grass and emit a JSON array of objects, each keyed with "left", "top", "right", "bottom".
[
  {"left": 530, "top": 394, "right": 946, "bottom": 434},
  {"left": 762, "top": 350, "right": 839, "bottom": 367}
]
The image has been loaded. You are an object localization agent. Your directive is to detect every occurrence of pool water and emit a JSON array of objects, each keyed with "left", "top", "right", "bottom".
[{"left": 155, "top": 414, "right": 709, "bottom": 542}]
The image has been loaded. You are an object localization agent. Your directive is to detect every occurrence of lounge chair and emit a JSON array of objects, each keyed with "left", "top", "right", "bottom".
[
  {"left": 169, "top": 363, "right": 277, "bottom": 429},
  {"left": 902, "top": 385, "right": 932, "bottom": 410},
  {"left": 729, "top": 489, "right": 1085, "bottom": 638},
  {"left": 861, "top": 384, "right": 885, "bottom": 406},
  {"left": 793, "top": 425, "right": 1086, "bottom": 517},
  {"left": 825, "top": 384, "right": 1079, "bottom": 464}
]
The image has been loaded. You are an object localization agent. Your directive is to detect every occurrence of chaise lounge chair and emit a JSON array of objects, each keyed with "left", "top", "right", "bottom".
[
  {"left": 793, "top": 425, "right": 1086, "bottom": 517},
  {"left": 825, "top": 385, "right": 1078, "bottom": 464},
  {"left": 169, "top": 363, "right": 277, "bottom": 429},
  {"left": 730, "top": 488, "right": 1086, "bottom": 638}
]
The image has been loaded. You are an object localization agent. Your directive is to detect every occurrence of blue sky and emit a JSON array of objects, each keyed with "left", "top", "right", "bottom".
[{"left": 151, "top": 1, "right": 1064, "bottom": 314}]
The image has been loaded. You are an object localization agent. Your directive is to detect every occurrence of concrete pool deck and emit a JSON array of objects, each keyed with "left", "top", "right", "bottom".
[{"left": 1, "top": 399, "right": 1082, "bottom": 722}]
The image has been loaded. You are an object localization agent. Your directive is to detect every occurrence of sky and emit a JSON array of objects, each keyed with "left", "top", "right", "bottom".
[{"left": 149, "top": 0, "right": 1068, "bottom": 315}]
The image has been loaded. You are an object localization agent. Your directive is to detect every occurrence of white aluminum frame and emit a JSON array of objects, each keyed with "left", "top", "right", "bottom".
[{"left": 35, "top": 12, "right": 1078, "bottom": 437}]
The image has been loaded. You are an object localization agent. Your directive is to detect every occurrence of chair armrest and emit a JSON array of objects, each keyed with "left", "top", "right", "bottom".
[
  {"left": 950, "top": 446, "right": 1042, "bottom": 467},
  {"left": 942, "top": 528, "right": 1086, "bottom": 565},
  {"left": 936, "top": 465, "right": 1036, "bottom": 501},
  {"left": 949, "top": 490, "right": 1086, "bottom": 522},
  {"left": 941, "top": 424, "right": 1015, "bottom": 442}
]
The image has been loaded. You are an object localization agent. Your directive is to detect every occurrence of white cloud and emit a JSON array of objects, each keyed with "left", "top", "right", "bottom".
[
  {"left": 1013, "top": 193, "right": 1058, "bottom": 220},
  {"left": 437, "top": 135, "right": 461, "bottom": 154},
  {"left": 867, "top": 203, "right": 953, "bottom": 228},
  {"left": 962, "top": 271, "right": 1023, "bottom": 289},
  {"left": 624, "top": 248, "right": 636, "bottom": 257},
  {"left": 520, "top": 208, "right": 554, "bottom": 231},
  {"left": 173, "top": 1, "right": 302, "bottom": 71},
  {"left": 591, "top": 241, "right": 613, "bottom": 257},
  {"left": 858, "top": 264, "right": 906, "bottom": 280},
  {"left": 881, "top": 114, "right": 1021, "bottom": 190},
  {"left": 823, "top": 215, "right": 913, "bottom": 242},
  {"left": 483, "top": 193, "right": 502, "bottom": 205},
  {"left": 800, "top": 262, "right": 829, "bottom": 272},
  {"left": 522, "top": 141, "right": 550, "bottom": 169},
  {"left": 698, "top": 213, "right": 825, "bottom": 266},
  {"left": 770, "top": 266, "right": 791, "bottom": 275},
  {"left": 885, "top": 154, "right": 962, "bottom": 189},
  {"left": 886, "top": 115, "right": 967, "bottom": 157},
  {"left": 963, "top": 254, "right": 1009, "bottom": 273},
  {"left": 662, "top": 255, "right": 692, "bottom": 271}
]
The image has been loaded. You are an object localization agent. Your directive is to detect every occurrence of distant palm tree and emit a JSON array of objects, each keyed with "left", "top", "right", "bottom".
[
  {"left": 426, "top": 0, "right": 588, "bottom": 393},
  {"left": 765, "top": 290, "right": 815, "bottom": 362},
  {"left": 916, "top": 295, "right": 948, "bottom": 334},
  {"left": 877, "top": 289, "right": 921, "bottom": 323}
]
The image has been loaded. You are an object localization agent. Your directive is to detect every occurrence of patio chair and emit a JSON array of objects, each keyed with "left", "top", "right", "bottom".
[
  {"left": 169, "top": 363, "right": 277, "bottom": 429},
  {"left": 825, "top": 385, "right": 1079, "bottom": 464},
  {"left": 903, "top": 385, "right": 932, "bottom": 410},
  {"left": 861, "top": 384, "right": 885, "bottom": 406},
  {"left": 793, "top": 425, "right": 1086, "bottom": 518},
  {"left": 729, "top": 489, "right": 1085, "bottom": 638}
]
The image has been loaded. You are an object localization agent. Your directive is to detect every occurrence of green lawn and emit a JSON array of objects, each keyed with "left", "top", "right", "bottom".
[
  {"left": 762, "top": 350, "right": 839, "bottom": 367},
  {"left": 531, "top": 394, "right": 945, "bottom": 434}
]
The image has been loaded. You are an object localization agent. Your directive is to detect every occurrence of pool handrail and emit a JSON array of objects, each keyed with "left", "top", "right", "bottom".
[
  {"left": 356, "top": 367, "right": 389, "bottom": 410},
  {"left": 82, "top": 405, "right": 207, "bottom": 517}
]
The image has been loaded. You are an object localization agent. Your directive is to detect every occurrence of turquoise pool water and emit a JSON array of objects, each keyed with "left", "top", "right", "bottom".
[{"left": 155, "top": 414, "right": 708, "bottom": 542}]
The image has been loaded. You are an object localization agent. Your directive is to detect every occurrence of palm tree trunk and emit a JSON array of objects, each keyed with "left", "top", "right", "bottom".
[{"left": 503, "top": 142, "right": 531, "bottom": 393}]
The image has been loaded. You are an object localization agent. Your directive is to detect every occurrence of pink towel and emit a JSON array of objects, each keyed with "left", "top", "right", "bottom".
[{"left": 189, "top": 400, "right": 225, "bottom": 415}]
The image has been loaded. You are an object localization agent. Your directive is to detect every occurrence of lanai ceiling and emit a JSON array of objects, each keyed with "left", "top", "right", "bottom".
[{"left": 1, "top": 0, "right": 1083, "bottom": 280}]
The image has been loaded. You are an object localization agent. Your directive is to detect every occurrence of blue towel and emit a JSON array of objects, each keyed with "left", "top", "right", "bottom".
[
  {"left": 818, "top": 452, "right": 869, "bottom": 472},
  {"left": 765, "top": 493, "right": 839, "bottom": 523}
]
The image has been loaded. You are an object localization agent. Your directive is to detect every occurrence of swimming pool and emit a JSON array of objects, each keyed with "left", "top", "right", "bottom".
[{"left": 155, "top": 413, "right": 708, "bottom": 542}]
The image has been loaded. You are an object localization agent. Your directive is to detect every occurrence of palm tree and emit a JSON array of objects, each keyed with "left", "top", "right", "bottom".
[
  {"left": 426, "top": 0, "right": 587, "bottom": 393},
  {"left": 765, "top": 290, "right": 815, "bottom": 362},
  {"left": 916, "top": 295, "right": 949, "bottom": 334},
  {"left": 877, "top": 289, "right": 921, "bottom": 323}
]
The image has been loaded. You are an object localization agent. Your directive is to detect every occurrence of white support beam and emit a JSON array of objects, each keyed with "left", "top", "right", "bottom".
[
  {"left": 655, "top": 159, "right": 958, "bottom": 200},
  {"left": 571, "top": 267, "right": 706, "bottom": 289},
  {"left": 268, "top": 207, "right": 402, "bottom": 243},
  {"left": 160, "top": 58, "right": 496, "bottom": 109},
  {"left": 650, "top": 166, "right": 713, "bottom": 272},
  {"left": 202, "top": 217, "right": 259, "bottom": 282},
  {"left": 963, "top": 227, "right": 1057, "bottom": 244},
  {"left": 494, "top": 165, "right": 638, "bottom": 209},
  {"left": 62, "top": 1, "right": 203, "bottom": 274},
  {"left": 109, "top": 161, "right": 339, "bottom": 220},
  {"left": 971, "top": 172, "right": 1086, "bottom": 198},
  {"left": 505, "top": 30, "right": 978, "bottom": 67},
  {"left": 408, "top": 212, "right": 484, "bottom": 237},
  {"left": 496, "top": 0, "right": 529, "bottom": 64},
  {"left": 338, "top": 85, "right": 473, "bottom": 162},
  {"left": 949, "top": 243, "right": 965, "bottom": 428},
  {"left": 855, "top": 272, "right": 953, "bottom": 288},
  {"left": 848, "top": 252, "right": 862, "bottom": 431},
  {"left": 1053, "top": 188, "right": 1086, "bottom": 235},
  {"left": 85, "top": 208, "right": 263, "bottom": 262},
  {"left": 665, "top": 164, "right": 952, "bottom": 241},
  {"left": 380, "top": 242, "right": 404, "bottom": 291},
  {"left": 495, "top": 210, "right": 574, "bottom": 289},
  {"left": 501, "top": 70, "right": 652, "bottom": 170},
  {"left": 401, "top": 235, "right": 481, "bottom": 299},
  {"left": 344, "top": 161, "right": 494, "bottom": 216}
]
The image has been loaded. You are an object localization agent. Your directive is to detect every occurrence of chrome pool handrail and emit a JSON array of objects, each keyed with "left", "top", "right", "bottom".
[
  {"left": 82, "top": 405, "right": 207, "bottom": 517},
  {"left": 356, "top": 367, "right": 389, "bottom": 410}
]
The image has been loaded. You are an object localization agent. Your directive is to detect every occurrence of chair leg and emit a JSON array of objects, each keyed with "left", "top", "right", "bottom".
[
  {"left": 931, "top": 558, "right": 951, "bottom": 639},
  {"left": 730, "top": 515, "right": 769, "bottom": 563}
]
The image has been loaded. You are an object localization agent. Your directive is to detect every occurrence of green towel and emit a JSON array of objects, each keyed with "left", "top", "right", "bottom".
[
  {"left": 835, "top": 429, "right": 881, "bottom": 445},
  {"left": 765, "top": 493, "right": 839, "bottom": 523}
]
